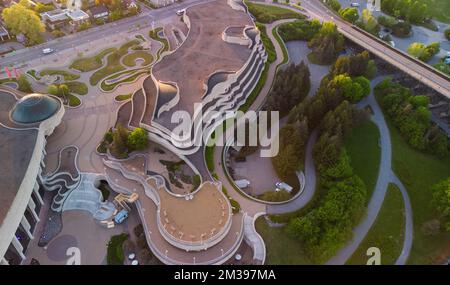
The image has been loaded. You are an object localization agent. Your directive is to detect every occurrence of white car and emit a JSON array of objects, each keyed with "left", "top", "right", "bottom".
[
  {"left": 176, "top": 9, "right": 185, "bottom": 16},
  {"left": 42, "top": 48, "right": 54, "bottom": 55},
  {"left": 350, "top": 2, "right": 360, "bottom": 7}
]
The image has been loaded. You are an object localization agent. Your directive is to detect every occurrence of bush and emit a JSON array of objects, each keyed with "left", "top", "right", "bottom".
[
  {"left": 445, "top": 29, "right": 450, "bottom": 40},
  {"left": 258, "top": 189, "right": 291, "bottom": 202},
  {"left": 339, "top": 7, "right": 359, "bottom": 24},
  {"left": 431, "top": 178, "right": 450, "bottom": 231},
  {"left": 106, "top": 233, "right": 128, "bottom": 265},
  {"left": 278, "top": 19, "right": 322, "bottom": 42},
  {"left": 134, "top": 224, "right": 144, "bottom": 238},
  {"left": 407, "top": 42, "right": 440, "bottom": 62},
  {"left": 17, "top": 75, "right": 32, "bottom": 92},
  {"left": 127, "top": 128, "right": 148, "bottom": 151}
]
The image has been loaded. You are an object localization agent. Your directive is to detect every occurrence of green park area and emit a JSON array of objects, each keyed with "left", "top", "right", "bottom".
[
  {"left": 149, "top": 27, "right": 170, "bottom": 59},
  {"left": 255, "top": 217, "right": 313, "bottom": 264},
  {"left": 344, "top": 121, "right": 381, "bottom": 199},
  {"left": 347, "top": 184, "right": 405, "bottom": 265},
  {"left": 245, "top": 2, "right": 303, "bottom": 23}
]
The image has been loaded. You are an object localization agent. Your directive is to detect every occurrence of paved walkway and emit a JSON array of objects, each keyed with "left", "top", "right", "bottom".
[
  {"left": 212, "top": 18, "right": 299, "bottom": 217},
  {"left": 326, "top": 77, "right": 414, "bottom": 265}
]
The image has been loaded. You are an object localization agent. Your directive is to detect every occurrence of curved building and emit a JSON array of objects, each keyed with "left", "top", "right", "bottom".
[{"left": 0, "top": 89, "right": 64, "bottom": 265}]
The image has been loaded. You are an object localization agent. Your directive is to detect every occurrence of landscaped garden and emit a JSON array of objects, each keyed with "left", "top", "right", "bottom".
[
  {"left": 70, "top": 48, "right": 116, "bottom": 72},
  {"left": 347, "top": 183, "right": 405, "bottom": 265},
  {"left": 149, "top": 27, "right": 170, "bottom": 59},
  {"left": 375, "top": 78, "right": 450, "bottom": 264},
  {"left": 245, "top": 2, "right": 303, "bottom": 23}
]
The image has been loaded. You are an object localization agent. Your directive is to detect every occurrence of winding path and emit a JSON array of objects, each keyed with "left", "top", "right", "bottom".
[{"left": 326, "top": 77, "right": 414, "bottom": 265}]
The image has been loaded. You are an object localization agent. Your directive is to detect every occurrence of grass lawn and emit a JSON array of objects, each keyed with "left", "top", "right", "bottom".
[
  {"left": 40, "top": 69, "right": 80, "bottom": 81},
  {"left": 66, "top": 81, "right": 88, "bottom": 95},
  {"left": 101, "top": 69, "right": 149, "bottom": 91},
  {"left": 426, "top": 0, "right": 450, "bottom": 24},
  {"left": 70, "top": 48, "right": 116, "bottom": 72},
  {"left": 149, "top": 27, "right": 169, "bottom": 59},
  {"left": 107, "top": 233, "right": 128, "bottom": 265},
  {"left": 122, "top": 51, "right": 154, "bottom": 67},
  {"left": 26, "top": 70, "right": 40, "bottom": 80},
  {"left": 255, "top": 216, "right": 313, "bottom": 264},
  {"left": 67, "top": 94, "right": 81, "bottom": 107},
  {"left": 272, "top": 26, "right": 288, "bottom": 65},
  {"left": 205, "top": 145, "right": 215, "bottom": 172},
  {"left": 115, "top": 93, "right": 132, "bottom": 101},
  {"left": 90, "top": 40, "right": 140, "bottom": 86},
  {"left": 347, "top": 183, "right": 405, "bottom": 265},
  {"left": 376, "top": 93, "right": 450, "bottom": 264},
  {"left": 246, "top": 2, "right": 303, "bottom": 23},
  {"left": 344, "top": 121, "right": 381, "bottom": 200}
]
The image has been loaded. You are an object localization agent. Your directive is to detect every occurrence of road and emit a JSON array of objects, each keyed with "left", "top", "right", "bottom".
[
  {"left": 0, "top": 0, "right": 212, "bottom": 68},
  {"left": 266, "top": 0, "right": 450, "bottom": 98}
]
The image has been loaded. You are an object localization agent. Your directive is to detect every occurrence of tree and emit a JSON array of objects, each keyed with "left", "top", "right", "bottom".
[
  {"left": 308, "top": 22, "right": 344, "bottom": 65},
  {"left": 127, "top": 128, "right": 148, "bottom": 150},
  {"left": 431, "top": 178, "right": 450, "bottom": 231},
  {"left": 407, "top": 42, "right": 440, "bottom": 62},
  {"left": 17, "top": 75, "right": 32, "bottom": 92},
  {"left": 1, "top": 2, "right": 45, "bottom": 45},
  {"left": 339, "top": 7, "right": 359, "bottom": 24},
  {"left": 47, "top": 84, "right": 59, "bottom": 95},
  {"left": 324, "top": 0, "right": 341, "bottom": 12},
  {"left": 59, "top": 84, "right": 69, "bottom": 97},
  {"left": 445, "top": 29, "right": 450, "bottom": 40},
  {"left": 110, "top": 124, "right": 129, "bottom": 158},
  {"left": 359, "top": 9, "right": 379, "bottom": 35}
]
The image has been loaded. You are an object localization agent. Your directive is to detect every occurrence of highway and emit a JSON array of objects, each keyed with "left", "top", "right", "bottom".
[{"left": 0, "top": 0, "right": 212, "bottom": 68}]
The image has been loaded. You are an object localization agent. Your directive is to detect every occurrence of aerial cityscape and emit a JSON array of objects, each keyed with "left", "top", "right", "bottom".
[{"left": 0, "top": 0, "right": 449, "bottom": 267}]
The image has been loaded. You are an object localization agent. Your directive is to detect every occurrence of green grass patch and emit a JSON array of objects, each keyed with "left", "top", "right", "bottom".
[
  {"left": 376, "top": 94, "right": 450, "bottom": 264},
  {"left": 344, "top": 121, "right": 381, "bottom": 200},
  {"left": 90, "top": 40, "right": 140, "bottom": 86},
  {"left": 66, "top": 81, "right": 88, "bottom": 95},
  {"left": 107, "top": 233, "right": 128, "bottom": 265},
  {"left": 246, "top": 2, "right": 304, "bottom": 23},
  {"left": 101, "top": 69, "right": 149, "bottom": 91},
  {"left": 40, "top": 69, "right": 80, "bottom": 81},
  {"left": 426, "top": 0, "right": 450, "bottom": 24},
  {"left": 115, "top": 93, "right": 132, "bottom": 101},
  {"left": 67, "top": 94, "right": 81, "bottom": 107},
  {"left": 149, "top": 27, "right": 169, "bottom": 59},
  {"left": 272, "top": 26, "right": 288, "bottom": 65},
  {"left": 347, "top": 183, "right": 405, "bottom": 265},
  {"left": 205, "top": 145, "right": 215, "bottom": 172},
  {"left": 122, "top": 51, "right": 154, "bottom": 67},
  {"left": 26, "top": 69, "right": 40, "bottom": 80},
  {"left": 255, "top": 216, "right": 313, "bottom": 264},
  {"left": 257, "top": 23, "right": 276, "bottom": 64},
  {"left": 70, "top": 48, "right": 116, "bottom": 72},
  {"left": 0, "top": 77, "right": 17, "bottom": 84}
]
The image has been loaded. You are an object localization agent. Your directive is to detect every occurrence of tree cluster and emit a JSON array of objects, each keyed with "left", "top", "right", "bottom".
[
  {"left": 431, "top": 178, "right": 450, "bottom": 231},
  {"left": 378, "top": 15, "right": 412, "bottom": 37},
  {"left": 308, "top": 22, "right": 345, "bottom": 65},
  {"left": 381, "top": 0, "right": 428, "bottom": 24},
  {"left": 106, "top": 125, "right": 149, "bottom": 158},
  {"left": 1, "top": 0, "right": 45, "bottom": 45},
  {"left": 375, "top": 77, "right": 449, "bottom": 156},
  {"left": 356, "top": 9, "right": 380, "bottom": 35},
  {"left": 278, "top": 19, "right": 322, "bottom": 42},
  {"left": 286, "top": 101, "right": 368, "bottom": 262},
  {"left": 339, "top": 7, "right": 359, "bottom": 24},
  {"left": 264, "top": 62, "right": 311, "bottom": 116},
  {"left": 407, "top": 42, "right": 440, "bottom": 62}
]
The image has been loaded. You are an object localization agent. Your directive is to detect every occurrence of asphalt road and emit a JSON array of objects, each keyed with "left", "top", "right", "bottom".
[{"left": 0, "top": 0, "right": 213, "bottom": 68}]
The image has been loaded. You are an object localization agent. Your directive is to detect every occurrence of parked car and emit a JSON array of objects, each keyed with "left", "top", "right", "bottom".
[
  {"left": 350, "top": 2, "right": 360, "bottom": 7},
  {"left": 275, "top": 182, "right": 293, "bottom": 193},
  {"left": 176, "top": 9, "right": 185, "bottom": 16},
  {"left": 42, "top": 48, "right": 54, "bottom": 55},
  {"left": 114, "top": 209, "right": 129, "bottom": 224}
]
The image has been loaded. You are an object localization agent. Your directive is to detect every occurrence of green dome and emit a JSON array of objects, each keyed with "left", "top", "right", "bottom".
[{"left": 11, "top": 94, "right": 59, "bottom": 124}]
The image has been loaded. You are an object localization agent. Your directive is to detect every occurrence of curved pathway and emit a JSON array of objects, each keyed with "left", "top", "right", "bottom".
[
  {"left": 212, "top": 17, "right": 300, "bottom": 217},
  {"left": 326, "top": 77, "right": 414, "bottom": 264}
]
